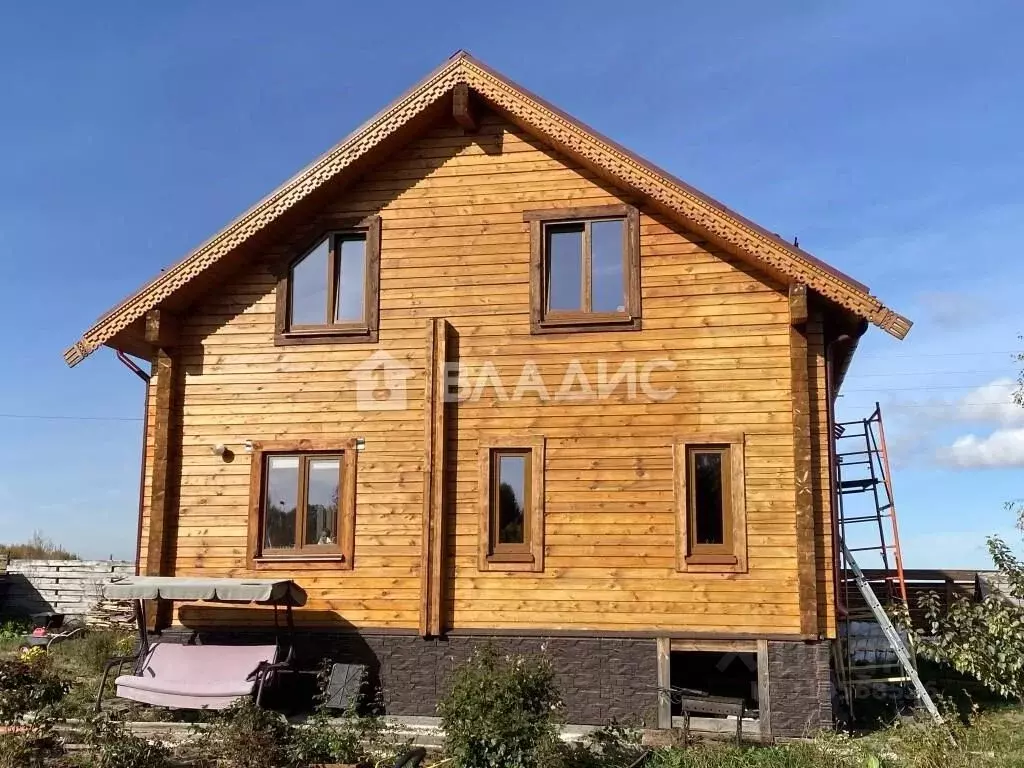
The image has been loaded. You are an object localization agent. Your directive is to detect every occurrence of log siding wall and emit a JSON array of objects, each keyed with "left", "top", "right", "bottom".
[{"left": 138, "top": 112, "right": 836, "bottom": 638}]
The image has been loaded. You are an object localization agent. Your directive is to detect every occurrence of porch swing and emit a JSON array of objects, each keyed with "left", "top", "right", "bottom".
[{"left": 95, "top": 576, "right": 306, "bottom": 711}]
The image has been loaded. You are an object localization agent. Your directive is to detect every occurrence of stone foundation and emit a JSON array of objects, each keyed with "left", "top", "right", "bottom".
[
  {"left": 162, "top": 630, "right": 658, "bottom": 725},
  {"left": 766, "top": 640, "right": 832, "bottom": 737},
  {"left": 158, "top": 629, "right": 832, "bottom": 732}
]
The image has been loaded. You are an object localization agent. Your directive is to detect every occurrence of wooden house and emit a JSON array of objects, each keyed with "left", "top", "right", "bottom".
[{"left": 65, "top": 53, "right": 911, "bottom": 737}]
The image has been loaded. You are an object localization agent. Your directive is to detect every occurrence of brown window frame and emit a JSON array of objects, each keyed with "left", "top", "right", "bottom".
[
  {"left": 274, "top": 216, "right": 381, "bottom": 345},
  {"left": 247, "top": 439, "right": 358, "bottom": 568},
  {"left": 673, "top": 433, "right": 747, "bottom": 573},
  {"left": 478, "top": 435, "right": 545, "bottom": 572},
  {"left": 524, "top": 204, "right": 641, "bottom": 334}
]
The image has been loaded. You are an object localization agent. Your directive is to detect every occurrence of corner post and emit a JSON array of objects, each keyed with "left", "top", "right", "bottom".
[
  {"left": 143, "top": 309, "right": 180, "bottom": 630},
  {"left": 789, "top": 284, "right": 818, "bottom": 636}
]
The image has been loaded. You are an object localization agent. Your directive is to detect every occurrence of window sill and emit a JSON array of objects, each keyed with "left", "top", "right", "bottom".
[
  {"left": 532, "top": 315, "right": 641, "bottom": 335},
  {"left": 480, "top": 551, "right": 541, "bottom": 572},
  {"left": 486, "top": 552, "right": 535, "bottom": 564},
  {"left": 253, "top": 555, "right": 348, "bottom": 565},
  {"left": 677, "top": 551, "right": 745, "bottom": 574},
  {"left": 275, "top": 328, "right": 377, "bottom": 346},
  {"left": 685, "top": 553, "right": 738, "bottom": 566}
]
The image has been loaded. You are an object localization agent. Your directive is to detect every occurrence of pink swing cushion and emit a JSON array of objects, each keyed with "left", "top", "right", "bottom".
[{"left": 114, "top": 642, "right": 277, "bottom": 709}]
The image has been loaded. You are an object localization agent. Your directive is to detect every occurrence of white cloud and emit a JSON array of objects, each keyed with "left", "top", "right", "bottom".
[
  {"left": 955, "top": 378, "right": 1023, "bottom": 426},
  {"left": 938, "top": 428, "right": 1024, "bottom": 469},
  {"left": 916, "top": 291, "right": 986, "bottom": 330}
]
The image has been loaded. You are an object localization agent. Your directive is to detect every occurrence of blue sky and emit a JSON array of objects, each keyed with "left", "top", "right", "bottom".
[{"left": 0, "top": 2, "right": 1020, "bottom": 565}]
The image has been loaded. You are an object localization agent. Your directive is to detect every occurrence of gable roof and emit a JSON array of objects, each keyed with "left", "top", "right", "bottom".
[{"left": 64, "top": 51, "right": 910, "bottom": 367}]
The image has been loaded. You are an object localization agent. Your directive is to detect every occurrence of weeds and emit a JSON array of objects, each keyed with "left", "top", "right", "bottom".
[
  {"left": 205, "top": 698, "right": 294, "bottom": 768},
  {"left": 85, "top": 715, "right": 172, "bottom": 768},
  {"left": 556, "top": 722, "right": 648, "bottom": 768},
  {"left": 0, "top": 652, "right": 70, "bottom": 724},
  {"left": 0, "top": 723, "right": 57, "bottom": 768}
]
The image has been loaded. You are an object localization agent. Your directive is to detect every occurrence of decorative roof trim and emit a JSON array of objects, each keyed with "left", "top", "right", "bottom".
[{"left": 65, "top": 52, "right": 909, "bottom": 367}]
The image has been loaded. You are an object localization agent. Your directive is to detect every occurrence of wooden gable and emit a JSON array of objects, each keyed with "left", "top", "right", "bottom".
[{"left": 65, "top": 52, "right": 909, "bottom": 367}]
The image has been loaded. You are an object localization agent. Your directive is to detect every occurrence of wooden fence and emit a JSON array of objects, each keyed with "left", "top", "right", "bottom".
[
  {"left": 0, "top": 559, "right": 134, "bottom": 620},
  {"left": 851, "top": 569, "right": 987, "bottom": 629}
]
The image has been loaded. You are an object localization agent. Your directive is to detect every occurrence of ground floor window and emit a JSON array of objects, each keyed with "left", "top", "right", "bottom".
[
  {"left": 248, "top": 439, "right": 357, "bottom": 565},
  {"left": 673, "top": 433, "right": 748, "bottom": 572},
  {"left": 478, "top": 435, "right": 546, "bottom": 572}
]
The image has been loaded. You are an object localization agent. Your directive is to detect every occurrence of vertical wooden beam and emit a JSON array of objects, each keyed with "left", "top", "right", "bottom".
[
  {"left": 656, "top": 636, "right": 672, "bottom": 729},
  {"left": 790, "top": 289, "right": 819, "bottom": 637},
  {"left": 788, "top": 283, "right": 809, "bottom": 325},
  {"left": 756, "top": 639, "right": 773, "bottom": 743},
  {"left": 143, "top": 309, "right": 179, "bottom": 630},
  {"left": 452, "top": 83, "right": 477, "bottom": 132},
  {"left": 420, "top": 318, "right": 449, "bottom": 637}
]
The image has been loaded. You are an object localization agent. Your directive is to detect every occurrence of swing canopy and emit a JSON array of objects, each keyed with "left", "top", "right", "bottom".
[{"left": 103, "top": 576, "right": 307, "bottom": 606}]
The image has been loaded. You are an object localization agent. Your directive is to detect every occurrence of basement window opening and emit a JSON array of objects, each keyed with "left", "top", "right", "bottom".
[{"left": 669, "top": 650, "right": 760, "bottom": 719}]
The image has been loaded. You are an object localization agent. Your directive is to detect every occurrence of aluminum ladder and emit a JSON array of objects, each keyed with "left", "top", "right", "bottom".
[{"left": 841, "top": 541, "right": 946, "bottom": 730}]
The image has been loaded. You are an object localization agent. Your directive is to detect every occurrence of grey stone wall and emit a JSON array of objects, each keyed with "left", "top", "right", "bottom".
[
  {"left": 766, "top": 640, "right": 832, "bottom": 737},
  {"left": 0, "top": 560, "right": 134, "bottom": 620},
  {"left": 171, "top": 630, "right": 659, "bottom": 725}
]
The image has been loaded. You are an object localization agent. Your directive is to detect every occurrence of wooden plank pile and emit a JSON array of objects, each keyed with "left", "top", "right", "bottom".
[{"left": 86, "top": 598, "right": 136, "bottom": 630}]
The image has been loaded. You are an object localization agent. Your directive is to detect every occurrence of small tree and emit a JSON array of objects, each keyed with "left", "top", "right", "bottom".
[
  {"left": 916, "top": 504, "right": 1024, "bottom": 700},
  {"left": 438, "top": 646, "right": 562, "bottom": 768},
  {"left": 915, "top": 348, "right": 1024, "bottom": 699}
]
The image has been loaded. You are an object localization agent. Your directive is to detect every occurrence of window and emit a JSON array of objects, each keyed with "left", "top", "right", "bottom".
[
  {"left": 275, "top": 217, "right": 381, "bottom": 344},
  {"left": 247, "top": 440, "right": 357, "bottom": 566},
  {"left": 673, "top": 434, "right": 747, "bottom": 572},
  {"left": 524, "top": 204, "right": 640, "bottom": 333},
  {"left": 478, "top": 436, "right": 545, "bottom": 572}
]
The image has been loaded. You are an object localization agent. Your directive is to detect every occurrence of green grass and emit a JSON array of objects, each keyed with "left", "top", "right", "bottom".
[{"left": 641, "top": 708, "right": 1024, "bottom": 768}]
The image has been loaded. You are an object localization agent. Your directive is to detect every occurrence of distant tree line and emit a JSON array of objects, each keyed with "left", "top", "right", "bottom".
[{"left": 0, "top": 531, "right": 78, "bottom": 561}]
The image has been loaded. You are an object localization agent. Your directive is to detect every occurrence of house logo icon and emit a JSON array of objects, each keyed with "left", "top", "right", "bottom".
[{"left": 349, "top": 350, "right": 413, "bottom": 411}]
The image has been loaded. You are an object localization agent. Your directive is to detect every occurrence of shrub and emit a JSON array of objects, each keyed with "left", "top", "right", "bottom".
[
  {"left": 289, "top": 709, "right": 359, "bottom": 766},
  {"left": 51, "top": 630, "right": 135, "bottom": 675},
  {"left": 0, "top": 654, "right": 69, "bottom": 724},
  {"left": 207, "top": 698, "right": 296, "bottom": 768},
  {"left": 0, "top": 619, "right": 31, "bottom": 642},
  {"left": 914, "top": 511, "right": 1024, "bottom": 703},
  {"left": 438, "top": 645, "right": 562, "bottom": 768},
  {"left": 86, "top": 716, "right": 172, "bottom": 768},
  {"left": 290, "top": 661, "right": 407, "bottom": 767}
]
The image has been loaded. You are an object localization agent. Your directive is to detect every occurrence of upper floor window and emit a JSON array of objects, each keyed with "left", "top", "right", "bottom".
[
  {"left": 275, "top": 217, "right": 381, "bottom": 345},
  {"left": 524, "top": 204, "right": 640, "bottom": 333},
  {"left": 247, "top": 439, "right": 358, "bottom": 566},
  {"left": 478, "top": 436, "right": 546, "bottom": 572},
  {"left": 673, "top": 433, "right": 748, "bottom": 573}
]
